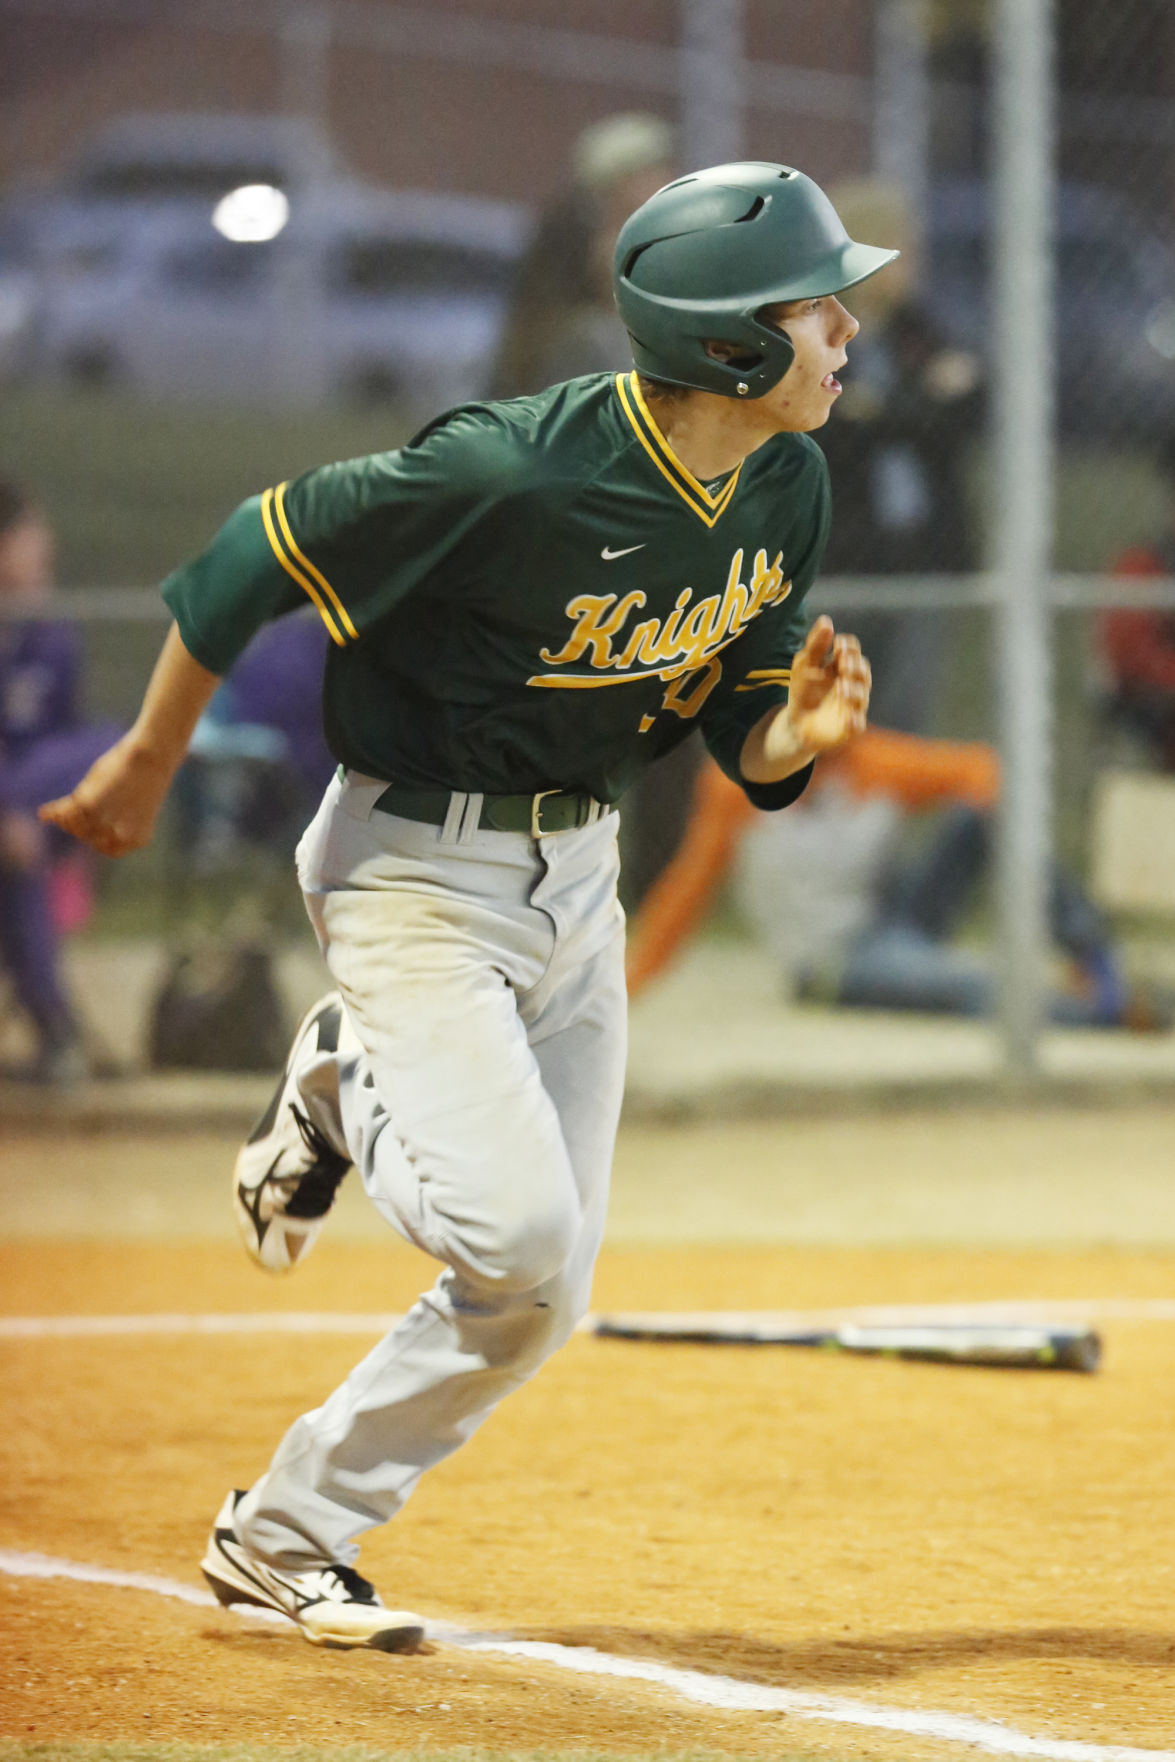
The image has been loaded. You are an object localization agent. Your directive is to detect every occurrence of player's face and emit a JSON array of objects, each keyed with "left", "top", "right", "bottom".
[{"left": 757, "top": 294, "right": 860, "bottom": 431}]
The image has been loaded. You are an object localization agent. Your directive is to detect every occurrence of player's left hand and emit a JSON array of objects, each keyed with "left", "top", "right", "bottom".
[{"left": 781, "top": 614, "right": 871, "bottom": 753}]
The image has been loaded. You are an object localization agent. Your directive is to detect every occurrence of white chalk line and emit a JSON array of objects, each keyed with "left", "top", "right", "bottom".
[
  {"left": 1, "top": 1548, "right": 1172, "bottom": 1762},
  {"left": 3, "top": 1305, "right": 1170, "bottom": 1754},
  {"left": 0, "top": 1312, "right": 405, "bottom": 1338},
  {"left": 3, "top": 1299, "right": 1175, "bottom": 1339}
]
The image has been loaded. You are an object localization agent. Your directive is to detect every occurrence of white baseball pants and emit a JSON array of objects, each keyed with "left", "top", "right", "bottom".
[{"left": 235, "top": 770, "right": 628, "bottom": 1570}]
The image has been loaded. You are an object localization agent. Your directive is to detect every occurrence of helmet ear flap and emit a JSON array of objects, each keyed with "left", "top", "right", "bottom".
[
  {"left": 747, "top": 307, "right": 797, "bottom": 377},
  {"left": 623, "top": 312, "right": 795, "bottom": 400},
  {"left": 697, "top": 316, "right": 797, "bottom": 394}
]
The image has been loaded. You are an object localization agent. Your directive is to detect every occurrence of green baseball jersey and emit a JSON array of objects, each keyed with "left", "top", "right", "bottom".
[{"left": 162, "top": 370, "right": 831, "bottom": 807}]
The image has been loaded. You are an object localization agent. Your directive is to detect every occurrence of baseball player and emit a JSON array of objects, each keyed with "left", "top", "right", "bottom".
[{"left": 42, "top": 163, "right": 893, "bottom": 1652}]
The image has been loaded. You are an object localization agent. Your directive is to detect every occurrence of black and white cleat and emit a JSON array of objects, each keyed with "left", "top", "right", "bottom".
[
  {"left": 202, "top": 1491, "right": 425, "bottom": 1651},
  {"left": 233, "top": 992, "right": 354, "bottom": 1272}
]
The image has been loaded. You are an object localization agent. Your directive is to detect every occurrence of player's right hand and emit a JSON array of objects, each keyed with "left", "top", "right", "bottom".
[{"left": 39, "top": 734, "right": 177, "bottom": 858}]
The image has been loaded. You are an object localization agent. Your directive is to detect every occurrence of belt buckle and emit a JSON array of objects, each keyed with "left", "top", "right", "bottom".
[{"left": 530, "top": 789, "right": 559, "bottom": 838}]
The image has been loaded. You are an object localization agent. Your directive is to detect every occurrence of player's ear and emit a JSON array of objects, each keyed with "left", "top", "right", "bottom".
[{"left": 703, "top": 339, "right": 737, "bottom": 363}]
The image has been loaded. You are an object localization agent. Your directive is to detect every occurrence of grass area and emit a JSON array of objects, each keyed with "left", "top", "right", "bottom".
[
  {"left": 0, "top": 386, "right": 417, "bottom": 588},
  {"left": 0, "top": 384, "right": 418, "bottom": 731}
]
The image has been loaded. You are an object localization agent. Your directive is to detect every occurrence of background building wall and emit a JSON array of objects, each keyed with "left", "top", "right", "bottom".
[{"left": 0, "top": 1, "right": 872, "bottom": 203}]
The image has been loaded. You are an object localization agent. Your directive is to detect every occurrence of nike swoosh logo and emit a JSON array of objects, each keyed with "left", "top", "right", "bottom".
[{"left": 601, "top": 544, "right": 646, "bottom": 560}]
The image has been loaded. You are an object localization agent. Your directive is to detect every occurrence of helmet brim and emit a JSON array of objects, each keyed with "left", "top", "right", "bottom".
[{"left": 761, "top": 241, "right": 901, "bottom": 304}]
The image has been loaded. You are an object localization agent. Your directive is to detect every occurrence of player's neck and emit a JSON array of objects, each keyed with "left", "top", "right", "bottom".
[{"left": 643, "top": 388, "right": 782, "bottom": 482}]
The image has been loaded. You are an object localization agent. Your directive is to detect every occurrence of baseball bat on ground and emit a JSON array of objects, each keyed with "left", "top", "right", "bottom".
[{"left": 587, "top": 1313, "right": 1101, "bottom": 1372}]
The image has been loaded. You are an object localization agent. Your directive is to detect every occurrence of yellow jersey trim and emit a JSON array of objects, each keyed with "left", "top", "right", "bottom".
[
  {"left": 260, "top": 489, "right": 344, "bottom": 646},
  {"left": 273, "top": 483, "right": 358, "bottom": 641},
  {"left": 527, "top": 627, "right": 750, "bottom": 689},
  {"left": 260, "top": 486, "right": 355, "bottom": 647},
  {"left": 615, "top": 372, "right": 742, "bottom": 528},
  {"left": 735, "top": 666, "right": 793, "bottom": 693},
  {"left": 528, "top": 673, "right": 663, "bottom": 690}
]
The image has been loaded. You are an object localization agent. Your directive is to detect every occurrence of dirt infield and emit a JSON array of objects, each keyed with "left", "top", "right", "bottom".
[{"left": 4, "top": 1210, "right": 1175, "bottom": 1760}]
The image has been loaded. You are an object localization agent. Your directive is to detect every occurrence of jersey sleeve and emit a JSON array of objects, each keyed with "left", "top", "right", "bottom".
[
  {"left": 161, "top": 408, "right": 520, "bottom": 676},
  {"left": 698, "top": 439, "right": 831, "bottom": 811}
]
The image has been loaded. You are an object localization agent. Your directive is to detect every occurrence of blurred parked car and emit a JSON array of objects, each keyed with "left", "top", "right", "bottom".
[
  {"left": 31, "top": 184, "right": 528, "bottom": 413},
  {"left": 0, "top": 112, "right": 342, "bottom": 386},
  {"left": 17, "top": 113, "right": 340, "bottom": 241},
  {"left": 928, "top": 178, "right": 1175, "bottom": 436}
]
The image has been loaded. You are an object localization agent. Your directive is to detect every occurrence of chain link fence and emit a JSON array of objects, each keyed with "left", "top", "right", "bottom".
[{"left": 3, "top": 0, "right": 1175, "bottom": 1080}]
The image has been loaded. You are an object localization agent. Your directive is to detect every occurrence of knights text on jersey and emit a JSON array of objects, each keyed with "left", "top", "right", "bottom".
[{"left": 162, "top": 371, "right": 831, "bottom": 806}]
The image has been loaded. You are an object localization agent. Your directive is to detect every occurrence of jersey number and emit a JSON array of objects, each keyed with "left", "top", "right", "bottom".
[
  {"left": 638, "top": 658, "right": 723, "bottom": 733},
  {"left": 660, "top": 657, "right": 723, "bottom": 721}
]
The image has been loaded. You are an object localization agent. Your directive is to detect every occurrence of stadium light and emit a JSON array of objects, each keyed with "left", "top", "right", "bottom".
[{"left": 212, "top": 184, "right": 290, "bottom": 243}]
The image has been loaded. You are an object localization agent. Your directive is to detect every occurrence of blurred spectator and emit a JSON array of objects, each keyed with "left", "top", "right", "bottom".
[
  {"left": 818, "top": 181, "right": 984, "bottom": 734},
  {"left": 0, "top": 481, "right": 120, "bottom": 1081},
  {"left": 149, "top": 613, "right": 335, "bottom": 1074},
  {"left": 627, "top": 732, "right": 1158, "bottom": 1031},
  {"left": 174, "top": 611, "right": 335, "bottom": 875},
  {"left": 486, "top": 111, "right": 675, "bottom": 399},
  {"left": 1099, "top": 433, "right": 1175, "bottom": 769}
]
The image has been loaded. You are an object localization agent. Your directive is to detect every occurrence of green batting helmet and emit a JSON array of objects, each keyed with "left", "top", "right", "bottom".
[{"left": 613, "top": 162, "right": 899, "bottom": 399}]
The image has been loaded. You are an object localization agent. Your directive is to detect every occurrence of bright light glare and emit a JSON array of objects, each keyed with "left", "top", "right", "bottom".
[{"left": 212, "top": 184, "right": 290, "bottom": 243}]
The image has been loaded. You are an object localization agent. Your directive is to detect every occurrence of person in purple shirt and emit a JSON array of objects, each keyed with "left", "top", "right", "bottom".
[
  {"left": 178, "top": 612, "right": 335, "bottom": 872},
  {"left": 0, "top": 481, "right": 119, "bottom": 1081},
  {"left": 217, "top": 613, "right": 335, "bottom": 802}
]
